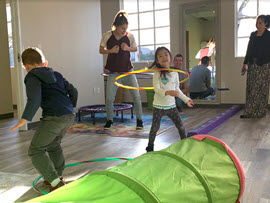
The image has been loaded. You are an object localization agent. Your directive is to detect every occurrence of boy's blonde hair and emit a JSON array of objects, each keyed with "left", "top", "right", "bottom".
[{"left": 22, "top": 47, "right": 45, "bottom": 65}]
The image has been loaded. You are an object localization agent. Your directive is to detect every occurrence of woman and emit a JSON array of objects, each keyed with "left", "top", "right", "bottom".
[
  {"left": 240, "top": 15, "right": 270, "bottom": 119},
  {"left": 99, "top": 11, "right": 143, "bottom": 129}
]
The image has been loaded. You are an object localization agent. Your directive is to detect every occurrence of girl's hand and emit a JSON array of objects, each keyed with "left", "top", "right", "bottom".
[
  {"left": 165, "top": 90, "right": 179, "bottom": 97},
  {"left": 241, "top": 64, "right": 248, "bottom": 73},
  {"left": 121, "top": 43, "right": 130, "bottom": 51},
  {"left": 187, "top": 99, "right": 194, "bottom": 108},
  {"left": 111, "top": 45, "right": 119, "bottom": 54}
]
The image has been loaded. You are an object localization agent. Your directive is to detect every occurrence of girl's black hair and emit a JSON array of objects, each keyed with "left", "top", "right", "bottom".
[
  {"left": 257, "top": 15, "right": 270, "bottom": 29},
  {"left": 148, "top": 46, "right": 172, "bottom": 78},
  {"left": 112, "top": 11, "right": 128, "bottom": 30}
]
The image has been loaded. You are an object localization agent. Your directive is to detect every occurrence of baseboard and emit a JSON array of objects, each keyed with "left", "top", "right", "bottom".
[
  {"left": 185, "top": 104, "right": 245, "bottom": 109},
  {"left": 0, "top": 112, "right": 14, "bottom": 120}
]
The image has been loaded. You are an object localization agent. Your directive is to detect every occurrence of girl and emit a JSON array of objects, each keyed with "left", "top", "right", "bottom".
[
  {"left": 99, "top": 11, "right": 143, "bottom": 129},
  {"left": 146, "top": 47, "right": 194, "bottom": 152}
]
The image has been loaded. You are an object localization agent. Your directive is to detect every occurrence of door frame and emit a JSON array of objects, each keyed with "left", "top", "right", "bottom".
[
  {"left": 10, "top": 0, "right": 27, "bottom": 130},
  {"left": 181, "top": 0, "right": 221, "bottom": 105}
]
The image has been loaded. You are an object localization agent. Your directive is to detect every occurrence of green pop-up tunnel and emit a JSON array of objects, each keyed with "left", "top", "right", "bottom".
[{"left": 28, "top": 135, "right": 245, "bottom": 203}]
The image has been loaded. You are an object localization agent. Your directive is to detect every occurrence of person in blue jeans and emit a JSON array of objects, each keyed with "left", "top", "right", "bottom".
[
  {"left": 10, "top": 47, "right": 78, "bottom": 191},
  {"left": 99, "top": 11, "right": 143, "bottom": 130}
]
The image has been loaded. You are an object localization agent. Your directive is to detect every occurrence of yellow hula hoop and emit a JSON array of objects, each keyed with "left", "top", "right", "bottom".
[{"left": 114, "top": 68, "right": 189, "bottom": 90}]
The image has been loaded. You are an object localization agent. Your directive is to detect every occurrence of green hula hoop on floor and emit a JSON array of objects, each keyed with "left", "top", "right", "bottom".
[{"left": 33, "top": 157, "right": 132, "bottom": 195}]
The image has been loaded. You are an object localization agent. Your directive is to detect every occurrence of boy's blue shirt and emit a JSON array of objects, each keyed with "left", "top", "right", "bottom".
[{"left": 22, "top": 67, "right": 78, "bottom": 121}]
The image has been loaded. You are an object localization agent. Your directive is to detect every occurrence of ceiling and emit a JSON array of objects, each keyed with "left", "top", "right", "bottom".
[{"left": 185, "top": 5, "right": 216, "bottom": 21}]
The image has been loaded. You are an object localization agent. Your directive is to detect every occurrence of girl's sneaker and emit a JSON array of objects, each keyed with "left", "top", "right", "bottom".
[{"left": 146, "top": 145, "right": 154, "bottom": 152}]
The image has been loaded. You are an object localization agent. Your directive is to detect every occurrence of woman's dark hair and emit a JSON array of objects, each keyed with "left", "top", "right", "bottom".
[
  {"left": 257, "top": 15, "right": 270, "bottom": 29},
  {"left": 148, "top": 46, "right": 172, "bottom": 78},
  {"left": 112, "top": 11, "right": 128, "bottom": 30}
]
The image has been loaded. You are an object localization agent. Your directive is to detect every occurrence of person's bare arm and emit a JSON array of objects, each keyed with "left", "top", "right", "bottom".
[
  {"left": 121, "top": 43, "right": 137, "bottom": 52},
  {"left": 99, "top": 45, "right": 119, "bottom": 54}
]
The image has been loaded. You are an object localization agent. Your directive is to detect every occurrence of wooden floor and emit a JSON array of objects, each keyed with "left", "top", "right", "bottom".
[{"left": 0, "top": 106, "right": 269, "bottom": 203}]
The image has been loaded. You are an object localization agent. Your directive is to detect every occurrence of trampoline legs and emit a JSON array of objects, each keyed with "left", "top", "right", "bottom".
[
  {"left": 91, "top": 112, "right": 96, "bottom": 124},
  {"left": 121, "top": 111, "right": 124, "bottom": 122},
  {"left": 78, "top": 111, "right": 81, "bottom": 122}
]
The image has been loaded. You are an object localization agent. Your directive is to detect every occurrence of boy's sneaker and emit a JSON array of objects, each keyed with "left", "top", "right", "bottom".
[
  {"left": 44, "top": 177, "right": 65, "bottom": 186},
  {"left": 104, "top": 120, "right": 113, "bottom": 129},
  {"left": 49, "top": 179, "right": 65, "bottom": 192},
  {"left": 136, "top": 119, "right": 143, "bottom": 130}
]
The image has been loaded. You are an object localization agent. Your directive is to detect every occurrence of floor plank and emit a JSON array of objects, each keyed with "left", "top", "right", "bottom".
[{"left": 0, "top": 106, "right": 269, "bottom": 202}]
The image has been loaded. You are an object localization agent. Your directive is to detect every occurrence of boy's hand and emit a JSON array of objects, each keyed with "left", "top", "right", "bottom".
[
  {"left": 187, "top": 99, "right": 194, "bottom": 108},
  {"left": 10, "top": 119, "right": 27, "bottom": 132},
  {"left": 165, "top": 90, "right": 179, "bottom": 97}
]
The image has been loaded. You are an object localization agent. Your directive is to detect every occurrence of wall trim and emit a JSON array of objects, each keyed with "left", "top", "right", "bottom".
[{"left": 0, "top": 112, "right": 14, "bottom": 119}]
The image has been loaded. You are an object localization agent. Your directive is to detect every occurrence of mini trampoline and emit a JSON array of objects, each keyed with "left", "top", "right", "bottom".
[{"left": 78, "top": 103, "right": 133, "bottom": 124}]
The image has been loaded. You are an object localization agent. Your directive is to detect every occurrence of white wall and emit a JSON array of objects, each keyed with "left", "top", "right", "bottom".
[
  {"left": 100, "top": 0, "right": 120, "bottom": 66},
  {"left": 18, "top": 0, "right": 104, "bottom": 122},
  {"left": 220, "top": 0, "right": 246, "bottom": 104}
]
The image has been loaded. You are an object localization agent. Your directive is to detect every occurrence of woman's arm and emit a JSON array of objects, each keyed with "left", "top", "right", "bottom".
[
  {"left": 121, "top": 43, "right": 137, "bottom": 52},
  {"left": 243, "top": 32, "right": 256, "bottom": 65},
  {"left": 99, "top": 45, "right": 119, "bottom": 55},
  {"left": 130, "top": 46, "right": 138, "bottom": 52},
  {"left": 122, "top": 32, "right": 138, "bottom": 52}
]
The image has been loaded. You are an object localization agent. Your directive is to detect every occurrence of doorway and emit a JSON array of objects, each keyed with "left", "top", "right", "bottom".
[{"left": 183, "top": 2, "right": 219, "bottom": 103}]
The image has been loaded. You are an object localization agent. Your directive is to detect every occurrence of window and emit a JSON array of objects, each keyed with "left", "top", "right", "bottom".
[
  {"left": 122, "top": 0, "right": 170, "bottom": 62},
  {"left": 6, "top": 3, "right": 14, "bottom": 67},
  {"left": 235, "top": 0, "right": 270, "bottom": 57}
]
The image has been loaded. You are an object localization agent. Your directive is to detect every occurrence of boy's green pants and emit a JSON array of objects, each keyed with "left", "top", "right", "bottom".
[{"left": 28, "top": 113, "right": 75, "bottom": 183}]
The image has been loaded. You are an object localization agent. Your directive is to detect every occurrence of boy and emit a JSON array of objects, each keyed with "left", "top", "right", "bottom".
[{"left": 10, "top": 47, "right": 78, "bottom": 191}]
